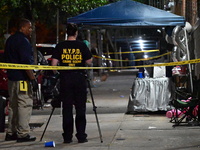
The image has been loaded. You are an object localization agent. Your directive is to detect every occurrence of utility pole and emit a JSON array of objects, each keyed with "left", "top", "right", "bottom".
[{"left": 56, "top": 8, "right": 59, "bottom": 44}]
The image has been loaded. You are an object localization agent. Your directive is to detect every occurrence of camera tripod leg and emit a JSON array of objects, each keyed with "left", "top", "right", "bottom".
[
  {"left": 34, "top": 85, "right": 44, "bottom": 110},
  {"left": 87, "top": 78, "right": 103, "bottom": 143},
  {"left": 40, "top": 107, "right": 55, "bottom": 141}
]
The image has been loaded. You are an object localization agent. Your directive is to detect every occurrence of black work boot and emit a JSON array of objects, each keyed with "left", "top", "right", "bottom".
[
  {"left": 78, "top": 139, "right": 88, "bottom": 143},
  {"left": 62, "top": 133, "right": 72, "bottom": 144},
  {"left": 17, "top": 134, "right": 36, "bottom": 142},
  {"left": 5, "top": 133, "right": 17, "bottom": 141}
]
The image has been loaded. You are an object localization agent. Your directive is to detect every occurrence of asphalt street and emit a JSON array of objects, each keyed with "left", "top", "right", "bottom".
[{"left": 32, "top": 70, "right": 137, "bottom": 115}]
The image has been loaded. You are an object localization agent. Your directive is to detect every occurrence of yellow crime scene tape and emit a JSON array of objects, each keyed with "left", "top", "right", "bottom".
[
  {"left": 134, "top": 58, "right": 200, "bottom": 68},
  {"left": 0, "top": 58, "right": 200, "bottom": 70},
  {"left": 93, "top": 52, "right": 171, "bottom": 62},
  {"left": 103, "top": 49, "right": 159, "bottom": 54},
  {"left": 0, "top": 49, "right": 175, "bottom": 70}
]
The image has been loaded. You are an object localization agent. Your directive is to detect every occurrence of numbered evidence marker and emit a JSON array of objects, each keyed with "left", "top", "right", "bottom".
[{"left": 19, "top": 81, "right": 28, "bottom": 92}]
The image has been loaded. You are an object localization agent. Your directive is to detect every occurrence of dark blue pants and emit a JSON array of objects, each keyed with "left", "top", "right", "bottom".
[{"left": 60, "top": 72, "right": 87, "bottom": 141}]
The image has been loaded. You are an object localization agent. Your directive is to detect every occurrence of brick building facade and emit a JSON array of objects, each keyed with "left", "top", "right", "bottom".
[
  {"left": 149, "top": 0, "right": 200, "bottom": 26},
  {"left": 173, "top": 0, "right": 200, "bottom": 79},
  {"left": 174, "top": 0, "right": 199, "bottom": 26}
]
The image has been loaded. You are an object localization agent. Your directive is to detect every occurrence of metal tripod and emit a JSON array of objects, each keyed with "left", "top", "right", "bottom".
[
  {"left": 40, "top": 76, "right": 103, "bottom": 143},
  {"left": 40, "top": 106, "right": 55, "bottom": 141},
  {"left": 87, "top": 77, "right": 103, "bottom": 143}
]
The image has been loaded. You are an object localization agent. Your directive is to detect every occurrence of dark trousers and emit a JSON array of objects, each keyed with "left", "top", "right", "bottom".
[{"left": 60, "top": 72, "right": 87, "bottom": 141}]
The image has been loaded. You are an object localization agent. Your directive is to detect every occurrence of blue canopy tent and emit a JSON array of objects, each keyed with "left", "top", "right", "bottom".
[
  {"left": 67, "top": 0, "right": 185, "bottom": 27},
  {"left": 67, "top": 0, "right": 186, "bottom": 69}
]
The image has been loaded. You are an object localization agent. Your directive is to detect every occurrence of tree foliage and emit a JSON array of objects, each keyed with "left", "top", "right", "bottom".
[
  {"left": 0, "top": 0, "right": 110, "bottom": 29},
  {"left": 0, "top": 0, "right": 149, "bottom": 49},
  {"left": 0, "top": 0, "right": 111, "bottom": 49}
]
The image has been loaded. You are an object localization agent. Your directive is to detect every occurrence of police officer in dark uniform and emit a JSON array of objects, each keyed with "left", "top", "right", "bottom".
[{"left": 51, "top": 23, "right": 92, "bottom": 143}]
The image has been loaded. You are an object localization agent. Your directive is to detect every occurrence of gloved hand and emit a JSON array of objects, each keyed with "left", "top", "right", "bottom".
[
  {"left": 30, "top": 79, "right": 38, "bottom": 92},
  {"left": 53, "top": 72, "right": 60, "bottom": 79}
]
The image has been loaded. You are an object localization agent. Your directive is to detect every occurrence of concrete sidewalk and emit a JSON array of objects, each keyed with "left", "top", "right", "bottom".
[
  {"left": 1, "top": 113, "right": 200, "bottom": 150},
  {"left": 1, "top": 71, "right": 200, "bottom": 150}
]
